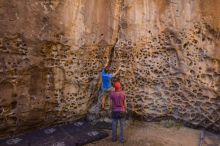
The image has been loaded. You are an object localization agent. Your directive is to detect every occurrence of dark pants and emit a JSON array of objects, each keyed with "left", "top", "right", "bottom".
[{"left": 111, "top": 111, "right": 125, "bottom": 143}]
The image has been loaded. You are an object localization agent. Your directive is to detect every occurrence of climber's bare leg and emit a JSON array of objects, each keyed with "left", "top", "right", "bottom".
[{"left": 102, "top": 95, "right": 107, "bottom": 110}]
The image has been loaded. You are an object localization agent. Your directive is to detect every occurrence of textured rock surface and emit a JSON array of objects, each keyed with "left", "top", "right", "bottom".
[{"left": 0, "top": 0, "right": 220, "bottom": 138}]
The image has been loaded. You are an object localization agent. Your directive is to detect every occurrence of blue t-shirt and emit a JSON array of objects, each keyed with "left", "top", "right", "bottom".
[{"left": 102, "top": 70, "right": 113, "bottom": 90}]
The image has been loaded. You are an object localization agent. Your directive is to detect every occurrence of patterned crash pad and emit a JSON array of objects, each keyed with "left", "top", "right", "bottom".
[{"left": 0, "top": 120, "right": 109, "bottom": 146}]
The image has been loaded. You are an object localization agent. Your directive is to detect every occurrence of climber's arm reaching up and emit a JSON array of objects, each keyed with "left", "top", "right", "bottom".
[{"left": 112, "top": 66, "right": 120, "bottom": 77}]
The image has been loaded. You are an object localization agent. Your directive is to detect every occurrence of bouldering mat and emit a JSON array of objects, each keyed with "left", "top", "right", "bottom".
[{"left": 0, "top": 120, "right": 109, "bottom": 146}]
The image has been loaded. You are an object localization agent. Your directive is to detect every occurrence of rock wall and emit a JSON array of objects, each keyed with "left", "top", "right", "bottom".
[
  {"left": 116, "top": 0, "right": 220, "bottom": 133},
  {"left": 0, "top": 0, "right": 219, "bottom": 138}
]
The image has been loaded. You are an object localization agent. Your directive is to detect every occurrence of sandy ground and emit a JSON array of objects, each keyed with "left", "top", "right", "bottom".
[{"left": 86, "top": 121, "right": 220, "bottom": 146}]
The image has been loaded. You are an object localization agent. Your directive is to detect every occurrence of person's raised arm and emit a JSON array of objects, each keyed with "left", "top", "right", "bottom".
[
  {"left": 103, "top": 58, "right": 109, "bottom": 68},
  {"left": 112, "top": 67, "right": 120, "bottom": 77}
]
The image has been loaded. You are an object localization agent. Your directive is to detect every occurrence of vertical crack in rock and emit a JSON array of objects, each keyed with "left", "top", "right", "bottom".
[{"left": 87, "top": 0, "right": 125, "bottom": 123}]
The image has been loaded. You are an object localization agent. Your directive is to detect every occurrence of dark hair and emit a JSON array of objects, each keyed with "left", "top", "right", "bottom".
[{"left": 103, "top": 68, "right": 108, "bottom": 73}]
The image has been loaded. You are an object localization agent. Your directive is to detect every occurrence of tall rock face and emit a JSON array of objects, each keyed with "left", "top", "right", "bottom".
[
  {"left": 116, "top": 0, "right": 220, "bottom": 132},
  {"left": 0, "top": 0, "right": 219, "bottom": 137}
]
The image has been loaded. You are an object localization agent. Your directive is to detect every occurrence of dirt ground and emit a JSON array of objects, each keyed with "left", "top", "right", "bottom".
[{"left": 86, "top": 121, "right": 220, "bottom": 146}]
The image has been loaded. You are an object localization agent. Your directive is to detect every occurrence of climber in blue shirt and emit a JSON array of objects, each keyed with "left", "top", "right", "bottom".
[
  {"left": 102, "top": 69, "right": 113, "bottom": 90},
  {"left": 99, "top": 68, "right": 120, "bottom": 110}
]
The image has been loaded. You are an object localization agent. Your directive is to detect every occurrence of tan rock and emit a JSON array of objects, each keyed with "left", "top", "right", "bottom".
[{"left": 0, "top": 0, "right": 220, "bottom": 138}]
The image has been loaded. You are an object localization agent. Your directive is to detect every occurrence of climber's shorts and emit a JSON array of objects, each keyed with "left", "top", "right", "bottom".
[{"left": 102, "top": 87, "right": 114, "bottom": 97}]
